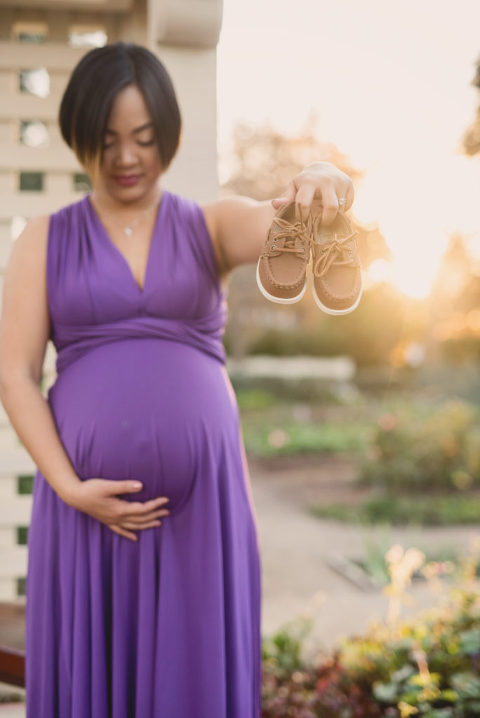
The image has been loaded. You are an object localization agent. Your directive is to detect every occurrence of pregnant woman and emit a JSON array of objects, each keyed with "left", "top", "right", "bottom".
[{"left": 0, "top": 42, "right": 354, "bottom": 717}]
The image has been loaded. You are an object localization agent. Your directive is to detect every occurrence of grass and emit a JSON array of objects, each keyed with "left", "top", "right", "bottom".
[
  {"left": 242, "top": 420, "right": 369, "bottom": 457},
  {"left": 310, "top": 493, "right": 480, "bottom": 526},
  {"left": 237, "top": 389, "right": 371, "bottom": 457}
]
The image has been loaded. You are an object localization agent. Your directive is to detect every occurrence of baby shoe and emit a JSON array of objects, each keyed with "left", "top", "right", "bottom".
[
  {"left": 310, "top": 206, "right": 362, "bottom": 315},
  {"left": 256, "top": 201, "right": 313, "bottom": 303}
]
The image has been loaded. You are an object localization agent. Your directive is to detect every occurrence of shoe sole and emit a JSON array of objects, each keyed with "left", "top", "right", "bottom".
[
  {"left": 312, "top": 283, "right": 363, "bottom": 315},
  {"left": 256, "top": 259, "right": 306, "bottom": 304}
]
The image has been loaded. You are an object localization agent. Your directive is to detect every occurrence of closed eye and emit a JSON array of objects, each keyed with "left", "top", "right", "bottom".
[{"left": 101, "top": 139, "right": 155, "bottom": 149}]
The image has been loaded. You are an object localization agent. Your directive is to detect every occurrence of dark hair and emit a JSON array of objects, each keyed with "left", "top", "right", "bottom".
[{"left": 59, "top": 41, "right": 182, "bottom": 172}]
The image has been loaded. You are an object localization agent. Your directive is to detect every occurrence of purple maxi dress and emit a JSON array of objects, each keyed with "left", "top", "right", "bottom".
[{"left": 25, "top": 189, "right": 262, "bottom": 718}]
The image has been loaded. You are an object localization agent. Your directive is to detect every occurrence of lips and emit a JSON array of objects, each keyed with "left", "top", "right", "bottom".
[{"left": 114, "top": 174, "right": 142, "bottom": 187}]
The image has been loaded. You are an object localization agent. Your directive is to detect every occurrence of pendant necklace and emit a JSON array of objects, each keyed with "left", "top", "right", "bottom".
[{"left": 91, "top": 192, "right": 161, "bottom": 237}]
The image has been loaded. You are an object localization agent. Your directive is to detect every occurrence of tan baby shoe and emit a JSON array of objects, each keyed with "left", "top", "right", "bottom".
[
  {"left": 310, "top": 207, "right": 362, "bottom": 315},
  {"left": 256, "top": 201, "right": 313, "bottom": 304}
]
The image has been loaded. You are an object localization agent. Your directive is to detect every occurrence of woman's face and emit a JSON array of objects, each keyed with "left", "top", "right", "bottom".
[{"left": 94, "top": 83, "right": 163, "bottom": 204}]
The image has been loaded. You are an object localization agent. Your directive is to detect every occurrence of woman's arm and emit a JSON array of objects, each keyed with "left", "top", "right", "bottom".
[
  {"left": 0, "top": 216, "right": 82, "bottom": 504},
  {"left": 202, "top": 161, "right": 355, "bottom": 278}
]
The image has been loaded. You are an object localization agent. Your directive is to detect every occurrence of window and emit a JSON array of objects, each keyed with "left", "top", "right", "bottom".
[
  {"left": 69, "top": 26, "right": 107, "bottom": 48},
  {"left": 17, "top": 527, "right": 28, "bottom": 546},
  {"left": 73, "top": 172, "right": 92, "bottom": 192},
  {"left": 19, "top": 172, "right": 44, "bottom": 191},
  {"left": 19, "top": 68, "right": 50, "bottom": 98},
  {"left": 12, "top": 22, "right": 48, "bottom": 43},
  {"left": 20, "top": 120, "right": 49, "bottom": 148},
  {"left": 18, "top": 475, "right": 34, "bottom": 494}
]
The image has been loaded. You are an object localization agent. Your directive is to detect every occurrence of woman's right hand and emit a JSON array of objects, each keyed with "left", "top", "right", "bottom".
[{"left": 64, "top": 478, "right": 170, "bottom": 542}]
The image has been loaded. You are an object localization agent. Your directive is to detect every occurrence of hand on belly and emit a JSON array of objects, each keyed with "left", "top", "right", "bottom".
[{"left": 64, "top": 477, "right": 171, "bottom": 542}]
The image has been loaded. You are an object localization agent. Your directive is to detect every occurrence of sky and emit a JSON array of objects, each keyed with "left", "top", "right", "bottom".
[{"left": 216, "top": 0, "right": 480, "bottom": 298}]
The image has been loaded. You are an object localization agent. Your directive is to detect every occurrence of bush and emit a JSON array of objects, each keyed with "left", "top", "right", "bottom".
[
  {"left": 243, "top": 420, "right": 367, "bottom": 458},
  {"left": 261, "top": 588, "right": 480, "bottom": 717},
  {"left": 359, "top": 399, "right": 480, "bottom": 493},
  {"left": 262, "top": 616, "right": 383, "bottom": 717},
  {"left": 310, "top": 494, "right": 480, "bottom": 526}
]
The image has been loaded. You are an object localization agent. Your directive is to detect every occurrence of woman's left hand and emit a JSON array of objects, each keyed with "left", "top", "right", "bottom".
[
  {"left": 202, "top": 160, "right": 355, "bottom": 275},
  {"left": 272, "top": 161, "right": 354, "bottom": 226}
]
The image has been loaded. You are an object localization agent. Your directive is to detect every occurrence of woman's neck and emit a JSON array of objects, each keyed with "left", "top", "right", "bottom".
[{"left": 90, "top": 184, "right": 163, "bottom": 216}]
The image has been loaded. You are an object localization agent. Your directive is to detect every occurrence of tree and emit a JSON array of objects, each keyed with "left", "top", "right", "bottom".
[{"left": 462, "top": 56, "right": 480, "bottom": 155}]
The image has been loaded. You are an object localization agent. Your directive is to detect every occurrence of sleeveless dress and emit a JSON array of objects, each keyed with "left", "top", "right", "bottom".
[{"left": 25, "top": 189, "right": 263, "bottom": 718}]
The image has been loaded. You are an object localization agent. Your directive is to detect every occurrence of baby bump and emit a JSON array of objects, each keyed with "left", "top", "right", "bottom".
[{"left": 48, "top": 338, "right": 238, "bottom": 510}]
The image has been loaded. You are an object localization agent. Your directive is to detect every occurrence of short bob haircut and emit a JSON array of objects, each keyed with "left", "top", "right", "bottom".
[{"left": 59, "top": 42, "right": 182, "bottom": 177}]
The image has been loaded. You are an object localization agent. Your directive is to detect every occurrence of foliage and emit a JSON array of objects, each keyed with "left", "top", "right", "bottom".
[
  {"left": 235, "top": 389, "right": 277, "bottom": 411},
  {"left": 221, "top": 116, "right": 361, "bottom": 203},
  {"left": 429, "top": 235, "right": 480, "bottom": 366},
  {"left": 339, "top": 589, "right": 480, "bottom": 717},
  {"left": 359, "top": 399, "right": 480, "bottom": 493},
  {"left": 262, "top": 616, "right": 383, "bottom": 717},
  {"left": 310, "top": 494, "right": 480, "bottom": 526},
  {"left": 233, "top": 379, "right": 347, "bottom": 404},
  {"left": 245, "top": 284, "right": 426, "bottom": 367},
  {"left": 463, "top": 58, "right": 480, "bottom": 156},
  {"left": 235, "top": 385, "right": 370, "bottom": 457},
  {"left": 262, "top": 564, "right": 480, "bottom": 716},
  {"left": 242, "top": 419, "right": 368, "bottom": 458}
]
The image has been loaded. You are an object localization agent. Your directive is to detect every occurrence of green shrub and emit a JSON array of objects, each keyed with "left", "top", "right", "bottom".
[
  {"left": 243, "top": 420, "right": 368, "bottom": 457},
  {"left": 261, "top": 587, "right": 480, "bottom": 717},
  {"left": 359, "top": 399, "right": 480, "bottom": 493},
  {"left": 310, "top": 494, "right": 480, "bottom": 526}
]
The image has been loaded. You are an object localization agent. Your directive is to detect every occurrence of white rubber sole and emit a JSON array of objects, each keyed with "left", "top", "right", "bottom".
[
  {"left": 256, "top": 260, "right": 306, "bottom": 304},
  {"left": 312, "top": 283, "right": 363, "bottom": 315}
]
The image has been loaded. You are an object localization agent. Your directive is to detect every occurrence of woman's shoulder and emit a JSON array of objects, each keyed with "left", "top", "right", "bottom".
[
  {"left": 165, "top": 190, "right": 228, "bottom": 282},
  {"left": 49, "top": 195, "right": 86, "bottom": 223},
  {"left": 5, "top": 216, "right": 50, "bottom": 300},
  {"left": 170, "top": 191, "right": 229, "bottom": 279},
  {"left": 13, "top": 195, "right": 87, "bottom": 261},
  {"left": 16, "top": 215, "right": 50, "bottom": 255},
  {"left": 165, "top": 189, "right": 204, "bottom": 217},
  {"left": 25, "top": 196, "right": 85, "bottom": 232}
]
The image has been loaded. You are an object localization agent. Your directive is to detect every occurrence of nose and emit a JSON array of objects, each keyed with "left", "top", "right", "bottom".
[{"left": 115, "top": 143, "right": 138, "bottom": 167}]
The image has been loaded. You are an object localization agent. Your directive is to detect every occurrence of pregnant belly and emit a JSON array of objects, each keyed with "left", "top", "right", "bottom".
[{"left": 48, "top": 338, "right": 238, "bottom": 510}]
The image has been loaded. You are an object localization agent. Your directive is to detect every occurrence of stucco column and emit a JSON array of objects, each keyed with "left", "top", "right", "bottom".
[{"left": 147, "top": 0, "right": 224, "bottom": 203}]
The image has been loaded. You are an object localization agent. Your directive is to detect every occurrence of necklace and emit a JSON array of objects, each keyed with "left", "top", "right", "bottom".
[{"left": 90, "top": 192, "right": 162, "bottom": 237}]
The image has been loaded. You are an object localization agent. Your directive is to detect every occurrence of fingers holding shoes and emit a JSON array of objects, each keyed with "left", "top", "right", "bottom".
[
  {"left": 316, "top": 179, "right": 355, "bottom": 225},
  {"left": 271, "top": 177, "right": 316, "bottom": 224},
  {"left": 293, "top": 180, "right": 316, "bottom": 224},
  {"left": 272, "top": 163, "right": 355, "bottom": 226}
]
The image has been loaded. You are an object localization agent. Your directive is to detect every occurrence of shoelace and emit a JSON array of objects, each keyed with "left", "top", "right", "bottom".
[
  {"left": 311, "top": 230, "right": 358, "bottom": 278},
  {"left": 266, "top": 215, "right": 313, "bottom": 257}
]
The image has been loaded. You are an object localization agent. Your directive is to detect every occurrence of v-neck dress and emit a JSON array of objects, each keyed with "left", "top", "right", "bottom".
[{"left": 25, "top": 189, "right": 262, "bottom": 718}]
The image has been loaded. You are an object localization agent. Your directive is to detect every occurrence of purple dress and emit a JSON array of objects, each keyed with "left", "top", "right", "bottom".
[{"left": 25, "top": 189, "right": 262, "bottom": 717}]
